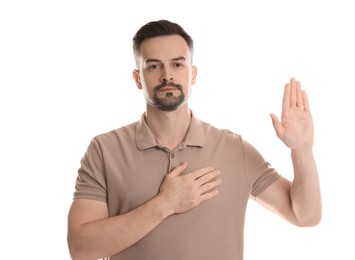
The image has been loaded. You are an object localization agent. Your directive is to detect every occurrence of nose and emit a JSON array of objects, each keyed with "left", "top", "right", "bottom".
[{"left": 161, "top": 67, "right": 173, "bottom": 82}]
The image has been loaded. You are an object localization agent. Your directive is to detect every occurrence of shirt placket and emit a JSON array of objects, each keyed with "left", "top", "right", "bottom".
[{"left": 167, "top": 143, "right": 186, "bottom": 173}]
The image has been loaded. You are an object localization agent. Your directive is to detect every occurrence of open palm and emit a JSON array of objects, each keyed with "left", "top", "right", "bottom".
[{"left": 270, "top": 78, "right": 314, "bottom": 150}]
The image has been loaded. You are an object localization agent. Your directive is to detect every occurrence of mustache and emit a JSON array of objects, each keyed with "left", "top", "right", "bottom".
[{"left": 154, "top": 81, "right": 182, "bottom": 92}]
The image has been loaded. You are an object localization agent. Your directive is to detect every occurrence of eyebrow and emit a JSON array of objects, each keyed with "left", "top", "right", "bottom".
[{"left": 145, "top": 56, "right": 186, "bottom": 63}]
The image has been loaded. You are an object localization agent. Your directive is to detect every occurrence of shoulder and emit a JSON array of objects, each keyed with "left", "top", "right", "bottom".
[
  {"left": 97, "top": 121, "right": 136, "bottom": 139},
  {"left": 199, "top": 118, "right": 242, "bottom": 142},
  {"left": 90, "top": 121, "right": 137, "bottom": 148}
]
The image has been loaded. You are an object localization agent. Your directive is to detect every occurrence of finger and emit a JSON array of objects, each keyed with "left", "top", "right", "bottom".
[
  {"left": 190, "top": 166, "right": 215, "bottom": 180},
  {"left": 169, "top": 162, "right": 188, "bottom": 176},
  {"left": 270, "top": 113, "right": 283, "bottom": 138},
  {"left": 296, "top": 80, "right": 303, "bottom": 108},
  {"left": 199, "top": 178, "right": 222, "bottom": 194},
  {"left": 290, "top": 78, "right": 297, "bottom": 107},
  {"left": 282, "top": 83, "right": 291, "bottom": 111},
  {"left": 199, "top": 189, "right": 219, "bottom": 202},
  {"left": 196, "top": 170, "right": 221, "bottom": 186},
  {"left": 302, "top": 90, "right": 311, "bottom": 112}
]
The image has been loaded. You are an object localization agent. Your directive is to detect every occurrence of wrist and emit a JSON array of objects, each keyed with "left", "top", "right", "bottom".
[
  {"left": 152, "top": 194, "right": 175, "bottom": 220},
  {"left": 291, "top": 148, "right": 315, "bottom": 166},
  {"left": 291, "top": 147, "right": 313, "bottom": 156}
]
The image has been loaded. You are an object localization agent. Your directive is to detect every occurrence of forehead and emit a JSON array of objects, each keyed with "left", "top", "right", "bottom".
[{"left": 139, "top": 35, "right": 191, "bottom": 62}]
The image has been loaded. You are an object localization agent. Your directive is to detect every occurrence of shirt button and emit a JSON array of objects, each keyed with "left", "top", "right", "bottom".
[{"left": 170, "top": 153, "right": 175, "bottom": 158}]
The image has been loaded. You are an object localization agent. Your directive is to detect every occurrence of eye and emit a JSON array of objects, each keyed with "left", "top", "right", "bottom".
[
  {"left": 174, "top": 62, "right": 184, "bottom": 68},
  {"left": 148, "top": 64, "right": 160, "bottom": 71}
]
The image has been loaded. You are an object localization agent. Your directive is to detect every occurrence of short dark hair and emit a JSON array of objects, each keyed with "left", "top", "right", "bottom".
[{"left": 132, "top": 20, "right": 194, "bottom": 67}]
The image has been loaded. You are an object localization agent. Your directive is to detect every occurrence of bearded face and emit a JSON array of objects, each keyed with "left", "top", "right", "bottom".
[{"left": 149, "top": 81, "right": 185, "bottom": 111}]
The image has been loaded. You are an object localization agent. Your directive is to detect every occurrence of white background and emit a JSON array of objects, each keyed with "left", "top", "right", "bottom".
[{"left": 1, "top": 0, "right": 354, "bottom": 259}]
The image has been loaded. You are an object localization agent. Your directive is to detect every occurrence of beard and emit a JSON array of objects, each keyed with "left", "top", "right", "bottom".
[{"left": 150, "top": 82, "right": 185, "bottom": 111}]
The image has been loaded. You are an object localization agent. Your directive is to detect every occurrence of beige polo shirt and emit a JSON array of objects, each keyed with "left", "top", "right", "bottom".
[{"left": 73, "top": 112, "right": 280, "bottom": 260}]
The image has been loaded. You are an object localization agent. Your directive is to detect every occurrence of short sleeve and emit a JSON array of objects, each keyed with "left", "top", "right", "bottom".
[
  {"left": 241, "top": 139, "right": 281, "bottom": 197},
  {"left": 73, "top": 138, "right": 108, "bottom": 202}
]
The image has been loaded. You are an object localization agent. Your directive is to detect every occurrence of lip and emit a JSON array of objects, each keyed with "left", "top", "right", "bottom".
[{"left": 159, "top": 87, "right": 178, "bottom": 91}]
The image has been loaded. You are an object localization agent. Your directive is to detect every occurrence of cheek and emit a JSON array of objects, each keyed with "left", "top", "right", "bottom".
[
  {"left": 141, "top": 72, "right": 160, "bottom": 86},
  {"left": 141, "top": 81, "right": 155, "bottom": 98}
]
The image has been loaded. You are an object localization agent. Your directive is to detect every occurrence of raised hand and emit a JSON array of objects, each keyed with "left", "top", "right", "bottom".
[{"left": 270, "top": 78, "right": 314, "bottom": 150}]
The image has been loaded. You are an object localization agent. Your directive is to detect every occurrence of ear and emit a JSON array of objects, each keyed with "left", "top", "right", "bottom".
[
  {"left": 132, "top": 70, "right": 142, "bottom": 89},
  {"left": 191, "top": 66, "right": 198, "bottom": 85}
]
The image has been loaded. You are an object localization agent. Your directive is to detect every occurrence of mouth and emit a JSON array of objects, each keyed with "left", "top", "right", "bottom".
[
  {"left": 159, "top": 87, "right": 179, "bottom": 92},
  {"left": 155, "top": 82, "right": 182, "bottom": 92}
]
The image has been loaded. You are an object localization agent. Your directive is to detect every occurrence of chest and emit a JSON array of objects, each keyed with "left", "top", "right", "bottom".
[{"left": 104, "top": 144, "right": 250, "bottom": 216}]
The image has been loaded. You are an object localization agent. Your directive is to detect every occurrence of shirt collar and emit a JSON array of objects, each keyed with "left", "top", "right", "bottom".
[{"left": 135, "top": 111, "right": 205, "bottom": 151}]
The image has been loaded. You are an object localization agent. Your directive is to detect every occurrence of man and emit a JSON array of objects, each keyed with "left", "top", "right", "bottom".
[{"left": 67, "top": 20, "right": 322, "bottom": 260}]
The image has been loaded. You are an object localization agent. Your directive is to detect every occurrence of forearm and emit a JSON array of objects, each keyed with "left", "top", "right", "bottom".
[
  {"left": 68, "top": 195, "right": 173, "bottom": 260},
  {"left": 290, "top": 148, "right": 322, "bottom": 226}
]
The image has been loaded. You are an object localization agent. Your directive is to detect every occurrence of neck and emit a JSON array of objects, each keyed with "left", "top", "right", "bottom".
[{"left": 145, "top": 105, "right": 191, "bottom": 150}]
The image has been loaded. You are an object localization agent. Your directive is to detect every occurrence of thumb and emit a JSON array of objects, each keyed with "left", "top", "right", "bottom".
[
  {"left": 169, "top": 162, "right": 188, "bottom": 176},
  {"left": 270, "top": 113, "right": 282, "bottom": 137}
]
